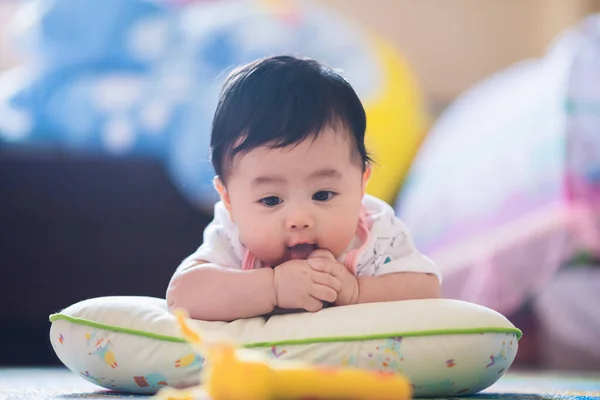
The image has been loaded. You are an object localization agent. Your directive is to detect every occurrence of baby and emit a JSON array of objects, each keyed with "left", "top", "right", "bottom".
[{"left": 166, "top": 55, "right": 441, "bottom": 322}]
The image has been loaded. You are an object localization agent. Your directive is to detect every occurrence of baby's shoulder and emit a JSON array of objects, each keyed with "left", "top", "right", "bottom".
[
  {"left": 206, "top": 201, "right": 236, "bottom": 228},
  {"left": 202, "top": 201, "right": 241, "bottom": 244},
  {"left": 195, "top": 201, "right": 245, "bottom": 269},
  {"left": 362, "top": 194, "right": 405, "bottom": 230}
]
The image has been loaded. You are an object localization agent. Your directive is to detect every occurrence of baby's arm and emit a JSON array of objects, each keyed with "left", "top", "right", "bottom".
[
  {"left": 167, "top": 202, "right": 278, "bottom": 321},
  {"left": 308, "top": 249, "right": 440, "bottom": 306},
  {"left": 166, "top": 259, "right": 277, "bottom": 321},
  {"left": 167, "top": 255, "right": 341, "bottom": 321},
  {"left": 355, "top": 272, "right": 440, "bottom": 304}
]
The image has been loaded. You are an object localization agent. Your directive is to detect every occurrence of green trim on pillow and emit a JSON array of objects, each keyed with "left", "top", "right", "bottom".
[
  {"left": 244, "top": 327, "right": 522, "bottom": 348},
  {"left": 49, "top": 313, "right": 523, "bottom": 347},
  {"left": 49, "top": 314, "right": 188, "bottom": 344}
]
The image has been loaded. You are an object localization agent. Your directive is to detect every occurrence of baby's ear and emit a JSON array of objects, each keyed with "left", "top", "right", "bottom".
[
  {"left": 213, "top": 176, "right": 234, "bottom": 219},
  {"left": 362, "top": 164, "right": 372, "bottom": 194}
]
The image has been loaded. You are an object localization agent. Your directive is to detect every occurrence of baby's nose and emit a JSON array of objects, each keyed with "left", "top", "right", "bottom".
[
  {"left": 287, "top": 210, "right": 314, "bottom": 230},
  {"left": 290, "top": 222, "right": 310, "bottom": 229}
]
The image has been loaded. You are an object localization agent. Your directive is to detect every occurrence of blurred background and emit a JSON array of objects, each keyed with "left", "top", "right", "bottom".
[{"left": 1, "top": 0, "right": 599, "bottom": 371}]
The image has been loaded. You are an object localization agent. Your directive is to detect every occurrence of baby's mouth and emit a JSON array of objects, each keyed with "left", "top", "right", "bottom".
[{"left": 287, "top": 244, "right": 317, "bottom": 260}]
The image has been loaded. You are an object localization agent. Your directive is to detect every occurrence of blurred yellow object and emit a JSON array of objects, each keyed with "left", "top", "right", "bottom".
[
  {"left": 155, "top": 310, "right": 413, "bottom": 400},
  {"left": 364, "top": 35, "right": 429, "bottom": 205}
]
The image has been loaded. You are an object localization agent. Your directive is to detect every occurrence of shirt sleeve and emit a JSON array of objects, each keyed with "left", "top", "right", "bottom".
[
  {"left": 362, "top": 217, "right": 442, "bottom": 283},
  {"left": 175, "top": 201, "right": 242, "bottom": 274}
]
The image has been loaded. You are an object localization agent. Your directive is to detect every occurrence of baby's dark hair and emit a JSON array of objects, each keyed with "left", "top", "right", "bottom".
[{"left": 210, "top": 55, "right": 372, "bottom": 182}]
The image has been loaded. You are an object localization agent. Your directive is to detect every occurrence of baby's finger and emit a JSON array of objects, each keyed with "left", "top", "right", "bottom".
[
  {"left": 303, "top": 296, "right": 325, "bottom": 313},
  {"left": 311, "top": 270, "right": 342, "bottom": 292},
  {"left": 307, "top": 258, "right": 342, "bottom": 276},
  {"left": 308, "top": 283, "right": 338, "bottom": 303}
]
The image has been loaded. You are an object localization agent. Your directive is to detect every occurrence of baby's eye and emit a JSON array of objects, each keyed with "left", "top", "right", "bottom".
[
  {"left": 312, "top": 191, "right": 336, "bottom": 202},
  {"left": 260, "top": 196, "right": 282, "bottom": 207}
]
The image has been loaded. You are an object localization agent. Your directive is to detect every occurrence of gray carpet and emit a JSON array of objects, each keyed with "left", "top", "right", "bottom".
[
  {"left": 0, "top": 368, "right": 145, "bottom": 400},
  {"left": 0, "top": 367, "right": 599, "bottom": 400}
]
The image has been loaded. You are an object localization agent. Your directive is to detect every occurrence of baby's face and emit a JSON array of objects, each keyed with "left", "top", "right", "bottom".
[{"left": 222, "top": 128, "right": 367, "bottom": 266}]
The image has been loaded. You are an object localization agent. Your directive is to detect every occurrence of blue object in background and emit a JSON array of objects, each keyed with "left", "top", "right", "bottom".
[
  {"left": 0, "top": 0, "right": 381, "bottom": 211},
  {"left": 11, "top": 0, "right": 170, "bottom": 70}
]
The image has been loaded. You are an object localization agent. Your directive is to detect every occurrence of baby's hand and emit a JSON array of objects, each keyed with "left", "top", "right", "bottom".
[
  {"left": 273, "top": 259, "right": 342, "bottom": 312},
  {"left": 307, "top": 249, "right": 359, "bottom": 306}
]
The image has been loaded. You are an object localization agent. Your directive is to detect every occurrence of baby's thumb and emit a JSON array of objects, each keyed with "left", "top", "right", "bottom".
[
  {"left": 307, "top": 248, "right": 336, "bottom": 261},
  {"left": 306, "top": 258, "right": 324, "bottom": 271}
]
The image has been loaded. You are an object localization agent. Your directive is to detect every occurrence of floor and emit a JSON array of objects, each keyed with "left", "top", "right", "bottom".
[{"left": 0, "top": 367, "right": 599, "bottom": 400}]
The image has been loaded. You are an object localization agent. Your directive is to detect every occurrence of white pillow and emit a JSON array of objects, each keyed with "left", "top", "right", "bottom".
[{"left": 49, "top": 296, "right": 520, "bottom": 397}]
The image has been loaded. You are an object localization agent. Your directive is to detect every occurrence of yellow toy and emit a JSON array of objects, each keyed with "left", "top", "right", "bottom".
[
  {"left": 364, "top": 35, "right": 430, "bottom": 205},
  {"left": 155, "top": 309, "right": 413, "bottom": 400}
]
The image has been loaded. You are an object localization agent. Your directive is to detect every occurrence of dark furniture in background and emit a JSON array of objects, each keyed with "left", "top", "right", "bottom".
[
  {"left": 0, "top": 150, "right": 212, "bottom": 365},
  {"left": 0, "top": 149, "right": 542, "bottom": 369}
]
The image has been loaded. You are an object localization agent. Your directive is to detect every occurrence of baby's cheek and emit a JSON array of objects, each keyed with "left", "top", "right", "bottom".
[
  {"left": 240, "top": 224, "right": 283, "bottom": 259},
  {"left": 327, "top": 216, "right": 359, "bottom": 256}
]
